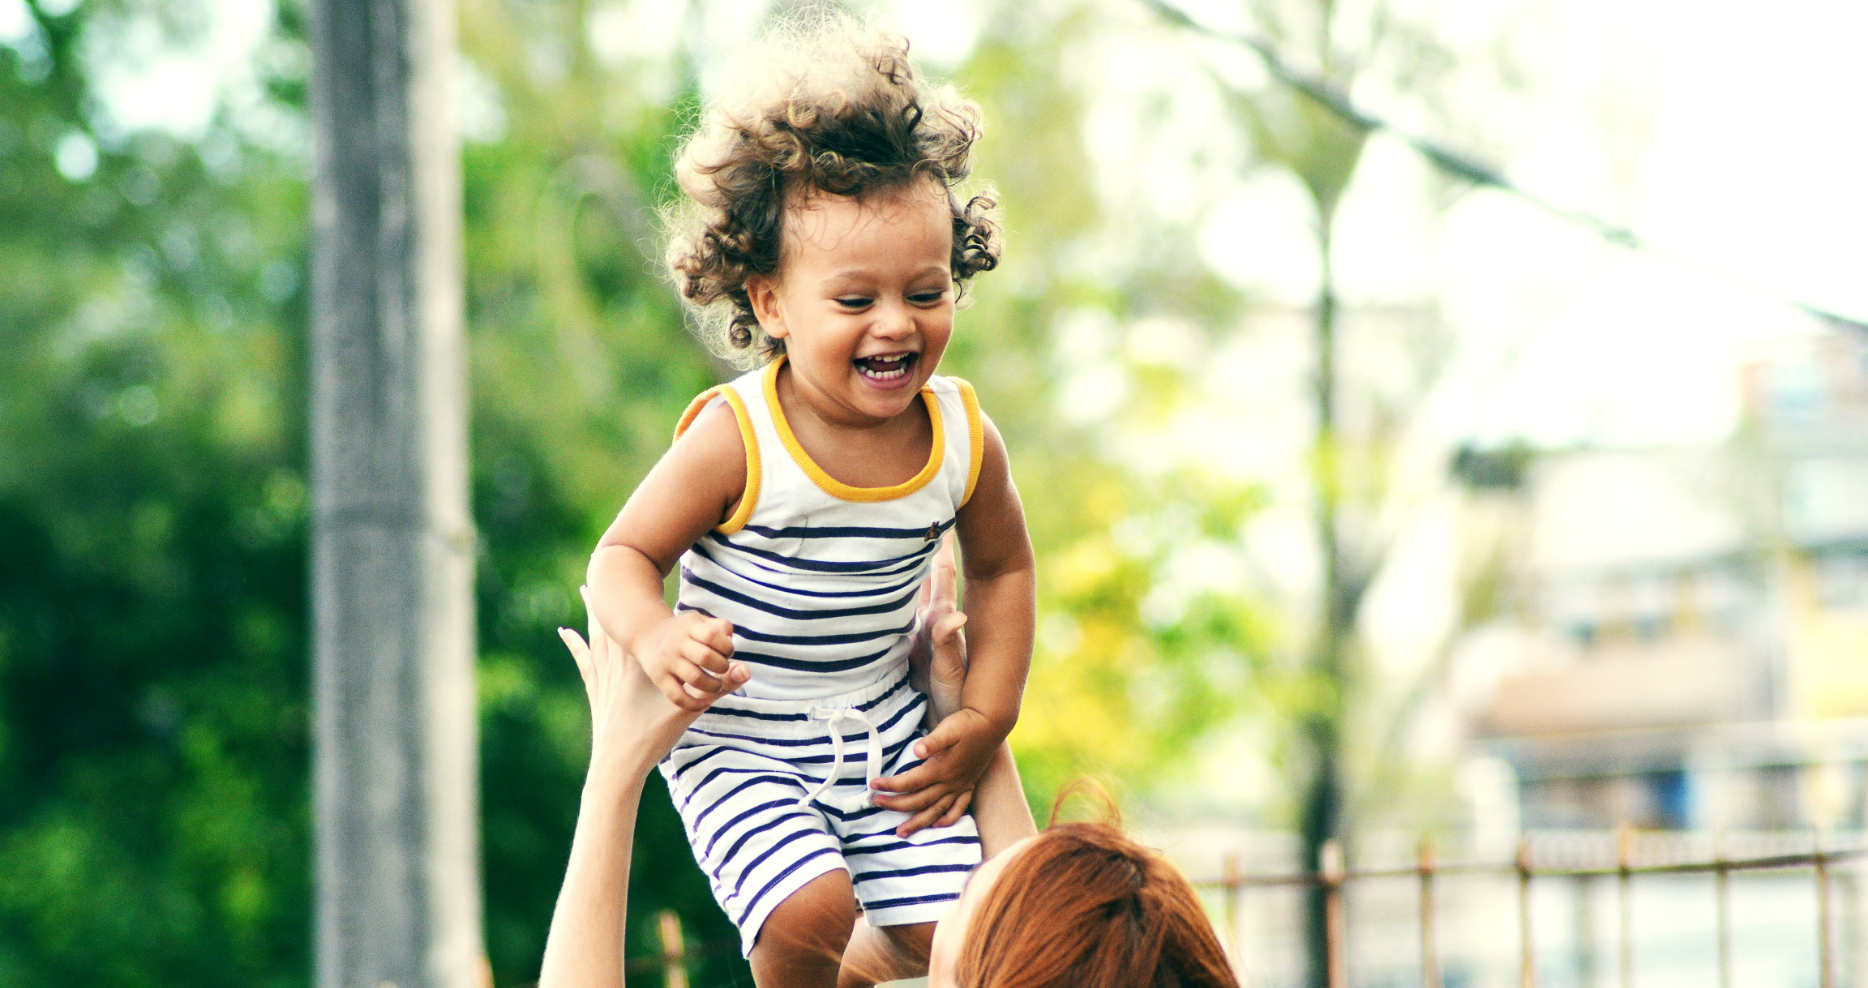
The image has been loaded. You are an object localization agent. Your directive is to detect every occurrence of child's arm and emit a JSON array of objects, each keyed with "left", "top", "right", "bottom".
[
  {"left": 873, "top": 413, "right": 1035, "bottom": 834},
  {"left": 587, "top": 404, "right": 752, "bottom": 710}
]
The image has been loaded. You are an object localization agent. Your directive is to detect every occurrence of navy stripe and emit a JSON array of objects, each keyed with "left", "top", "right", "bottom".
[
  {"left": 734, "top": 846, "right": 842, "bottom": 927},
  {"left": 669, "top": 697, "right": 914, "bottom": 783},
  {"left": 726, "top": 644, "right": 898, "bottom": 673},
  {"left": 708, "top": 541, "right": 934, "bottom": 585},
  {"left": 864, "top": 891, "right": 962, "bottom": 911},
  {"left": 704, "top": 798, "right": 801, "bottom": 858},
  {"left": 678, "top": 764, "right": 851, "bottom": 810},
  {"left": 689, "top": 542, "right": 928, "bottom": 599},
  {"left": 738, "top": 518, "right": 954, "bottom": 541},
  {"left": 705, "top": 532, "right": 937, "bottom": 574},
  {"left": 706, "top": 671, "right": 912, "bottom": 722},
  {"left": 721, "top": 827, "right": 835, "bottom": 909},
  {"left": 843, "top": 834, "right": 981, "bottom": 858},
  {"left": 683, "top": 568, "right": 921, "bottom": 621},
  {"left": 680, "top": 734, "right": 914, "bottom": 777},
  {"left": 719, "top": 806, "right": 816, "bottom": 873},
  {"left": 665, "top": 744, "right": 732, "bottom": 780},
  {"left": 852, "top": 863, "right": 976, "bottom": 885},
  {"left": 730, "top": 617, "right": 916, "bottom": 647},
  {"left": 690, "top": 773, "right": 804, "bottom": 832},
  {"left": 687, "top": 697, "right": 923, "bottom": 754},
  {"left": 816, "top": 801, "right": 889, "bottom": 823},
  {"left": 700, "top": 706, "right": 810, "bottom": 722}
]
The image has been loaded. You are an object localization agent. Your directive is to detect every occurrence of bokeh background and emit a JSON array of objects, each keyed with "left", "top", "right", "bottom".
[{"left": 3, "top": 0, "right": 1866, "bottom": 985}]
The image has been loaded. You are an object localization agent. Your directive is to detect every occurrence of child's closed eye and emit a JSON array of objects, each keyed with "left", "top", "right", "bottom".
[{"left": 834, "top": 295, "right": 873, "bottom": 309}]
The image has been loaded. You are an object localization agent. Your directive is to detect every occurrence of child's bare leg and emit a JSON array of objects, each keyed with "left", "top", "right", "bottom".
[
  {"left": 837, "top": 919, "right": 935, "bottom": 988},
  {"left": 748, "top": 870, "right": 858, "bottom": 988}
]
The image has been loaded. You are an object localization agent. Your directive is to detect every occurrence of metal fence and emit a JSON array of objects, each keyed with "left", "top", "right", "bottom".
[
  {"left": 1192, "top": 827, "right": 1867, "bottom": 988},
  {"left": 609, "top": 828, "right": 1866, "bottom": 988}
]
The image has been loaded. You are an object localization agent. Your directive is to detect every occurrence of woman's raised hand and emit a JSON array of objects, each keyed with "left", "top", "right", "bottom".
[
  {"left": 909, "top": 535, "right": 969, "bottom": 725},
  {"left": 564, "top": 585, "right": 750, "bottom": 777}
]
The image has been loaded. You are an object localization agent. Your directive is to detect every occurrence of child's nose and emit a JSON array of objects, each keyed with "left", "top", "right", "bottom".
[{"left": 870, "top": 301, "right": 916, "bottom": 338}]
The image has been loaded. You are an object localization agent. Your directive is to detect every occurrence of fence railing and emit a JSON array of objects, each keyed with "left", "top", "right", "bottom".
[{"left": 1191, "top": 826, "right": 1868, "bottom": 988}]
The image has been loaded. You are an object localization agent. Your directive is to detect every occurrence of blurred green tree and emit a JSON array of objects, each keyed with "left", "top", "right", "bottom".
[{"left": 0, "top": 0, "right": 313, "bottom": 983}]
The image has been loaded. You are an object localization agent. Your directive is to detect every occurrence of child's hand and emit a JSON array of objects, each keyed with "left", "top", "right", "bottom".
[
  {"left": 630, "top": 610, "right": 743, "bottom": 712},
  {"left": 869, "top": 707, "right": 1005, "bottom": 837},
  {"left": 562, "top": 588, "right": 749, "bottom": 774}
]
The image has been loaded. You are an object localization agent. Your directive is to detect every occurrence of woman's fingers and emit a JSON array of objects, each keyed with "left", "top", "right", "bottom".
[
  {"left": 931, "top": 611, "right": 967, "bottom": 643},
  {"left": 577, "top": 586, "right": 612, "bottom": 670},
  {"left": 931, "top": 535, "right": 958, "bottom": 608},
  {"left": 557, "top": 627, "right": 593, "bottom": 687}
]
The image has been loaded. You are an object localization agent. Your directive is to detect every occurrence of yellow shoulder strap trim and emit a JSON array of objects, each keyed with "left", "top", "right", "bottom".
[
  {"left": 673, "top": 385, "right": 761, "bottom": 535},
  {"left": 948, "top": 377, "right": 985, "bottom": 507},
  {"left": 763, "top": 355, "right": 944, "bottom": 503}
]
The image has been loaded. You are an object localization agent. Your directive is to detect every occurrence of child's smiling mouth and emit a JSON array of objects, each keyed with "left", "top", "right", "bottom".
[{"left": 853, "top": 353, "right": 918, "bottom": 385}]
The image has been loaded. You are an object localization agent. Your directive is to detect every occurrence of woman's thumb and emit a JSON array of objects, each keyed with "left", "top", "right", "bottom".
[{"left": 932, "top": 612, "right": 967, "bottom": 644}]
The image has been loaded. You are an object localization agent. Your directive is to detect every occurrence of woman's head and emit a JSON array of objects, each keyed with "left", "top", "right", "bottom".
[
  {"left": 665, "top": 17, "right": 1001, "bottom": 366},
  {"left": 929, "top": 822, "right": 1240, "bottom": 988}
]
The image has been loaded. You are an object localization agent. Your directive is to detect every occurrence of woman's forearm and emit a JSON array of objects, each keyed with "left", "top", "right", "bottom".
[
  {"left": 972, "top": 742, "right": 1037, "bottom": 859},
  {"left": 537, "top": 764, "right": 646, "bottom": 988}
]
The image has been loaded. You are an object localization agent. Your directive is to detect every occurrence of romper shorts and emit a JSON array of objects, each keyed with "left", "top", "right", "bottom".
[{"left": 658, "top": 666, "right": 983, "bottom": 957}]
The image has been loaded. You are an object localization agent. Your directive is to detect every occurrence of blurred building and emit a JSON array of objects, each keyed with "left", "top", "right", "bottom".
[{"left": 1460, "top": 335, "right": 1868, "bottom": 831}]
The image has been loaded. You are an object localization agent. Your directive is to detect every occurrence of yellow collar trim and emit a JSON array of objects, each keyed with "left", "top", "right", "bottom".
[{"left": 762, "top": 355, "right": 944, "bottom": 503}]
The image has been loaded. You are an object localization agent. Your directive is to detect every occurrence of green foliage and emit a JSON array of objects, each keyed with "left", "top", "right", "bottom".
[{"left": 0, "top": 2, "right": 312, "bottom": 984}]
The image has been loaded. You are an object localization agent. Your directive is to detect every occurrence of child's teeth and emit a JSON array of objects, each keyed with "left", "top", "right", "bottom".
[{"left": 857, "top": 356, "right": 910, "bottom": 380}]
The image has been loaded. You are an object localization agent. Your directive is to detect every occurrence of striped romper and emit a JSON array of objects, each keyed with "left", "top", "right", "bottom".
[{"left": 660, "top": 355, "right": 986, "bottom": 956}]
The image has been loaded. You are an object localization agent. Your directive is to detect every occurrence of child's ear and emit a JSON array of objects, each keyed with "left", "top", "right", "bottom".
[{"left": 745, "top": 274, "right": 788, "bottom": 340}]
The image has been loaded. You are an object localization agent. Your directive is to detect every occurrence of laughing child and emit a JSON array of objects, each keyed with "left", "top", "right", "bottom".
[{"left": 582, "top": 20, "right": 1036, "bottom": 988}]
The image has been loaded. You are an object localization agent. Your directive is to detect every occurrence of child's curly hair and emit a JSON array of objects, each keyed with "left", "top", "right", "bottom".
[{"left": 665, "top": 18, "right": 1002, "bottom": 365}]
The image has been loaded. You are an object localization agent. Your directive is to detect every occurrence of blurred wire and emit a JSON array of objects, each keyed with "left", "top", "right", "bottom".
[{"left": 1139, "top": 0, "right": 1868, "bottom": 336}]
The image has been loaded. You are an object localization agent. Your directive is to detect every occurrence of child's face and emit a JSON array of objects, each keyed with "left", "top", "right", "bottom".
[{"left": 747, "top": 181, "right": 955, "bottom": 426}]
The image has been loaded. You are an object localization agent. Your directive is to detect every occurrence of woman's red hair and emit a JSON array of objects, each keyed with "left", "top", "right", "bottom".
[{"left": 955, "top": 819, "right": 1239, "bottom": 988}]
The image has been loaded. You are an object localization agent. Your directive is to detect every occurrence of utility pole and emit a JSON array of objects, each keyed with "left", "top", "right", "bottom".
[{"left": 308, "top": 0, "right": 481, "bottom": 985}]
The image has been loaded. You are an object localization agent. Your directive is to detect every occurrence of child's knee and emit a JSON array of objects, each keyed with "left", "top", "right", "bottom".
[{"left": 754, "top": 871, "right": 859, "bottom": 968}]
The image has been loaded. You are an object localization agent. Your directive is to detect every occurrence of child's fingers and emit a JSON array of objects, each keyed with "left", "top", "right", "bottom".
[
  {"left": 870, "top": 760, "right": 937, "bottom": 795},
  {"left": 671, "top": 658, "right": 728, "bottom": 694},
  {"left": 913, "top": 719, "right": 965, "bottom": 761},
  {"left": 688, "top": 616, "right": 735, "bottom": 656},
  {"left": 873, "top": 779, "right": 947, "bottom": 814},
  {"left": 656, "top": 674, "right": 712, "bottom": 712},
  {"left": 895, "top": 793, "right": 956, "bottom": 838},
  {"left": 935, "top": 789, "right": 972, "bottom": 829},
  {"left": 680, "top": 637, "right": 731, "bottom": 676}
]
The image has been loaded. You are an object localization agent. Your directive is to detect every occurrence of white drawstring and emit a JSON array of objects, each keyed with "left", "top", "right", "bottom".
[{"left": 797, "top": 705, "right": 884, "bottom": 808}]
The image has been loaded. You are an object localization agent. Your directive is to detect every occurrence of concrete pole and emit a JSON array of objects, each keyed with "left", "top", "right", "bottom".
[{"left": 308, "top": 0, "right": 481, "bottom": 985}]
